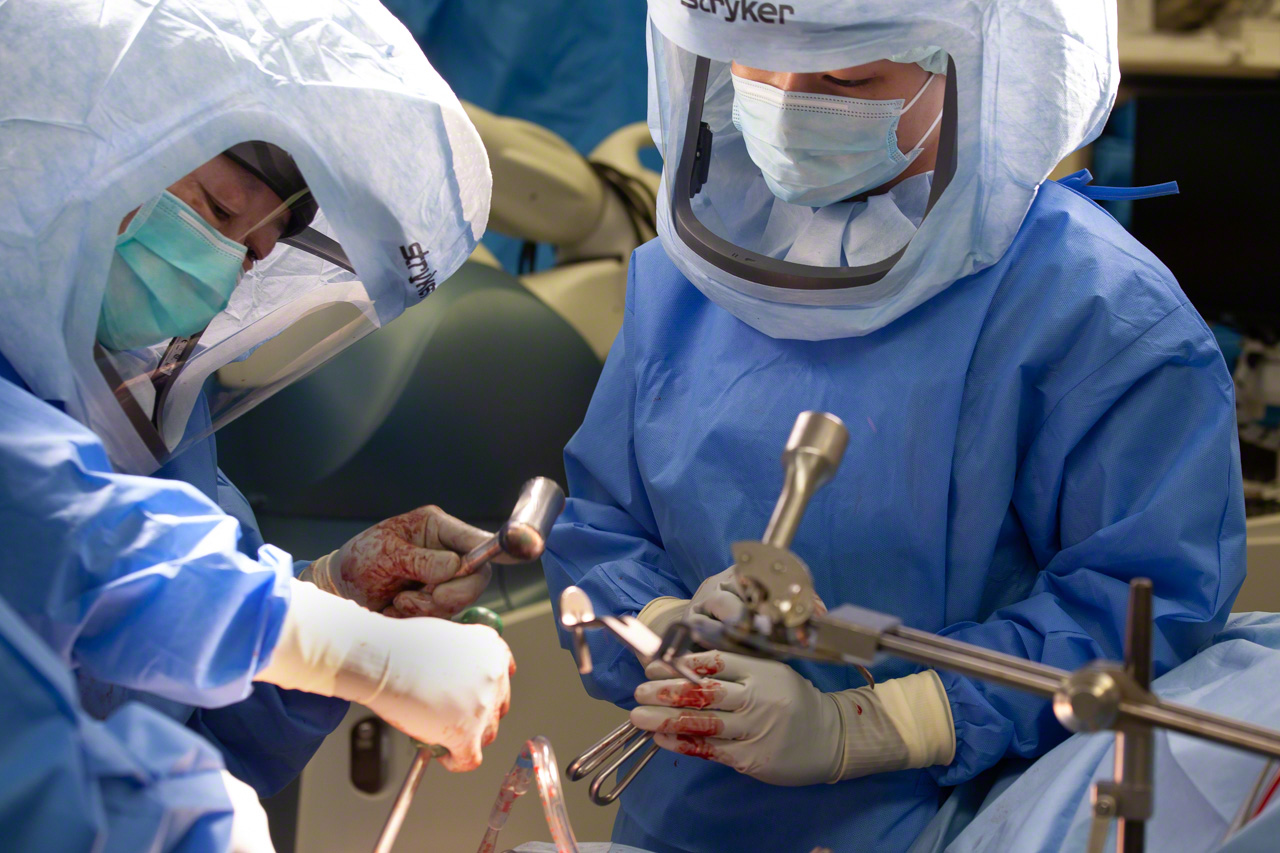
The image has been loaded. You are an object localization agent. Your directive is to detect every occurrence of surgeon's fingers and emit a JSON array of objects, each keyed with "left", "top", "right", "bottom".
[
  {"left": 355, "top": 531, "right": 463, "bottom": 588},
  {"left": 652, "top": 734, "right": 730, "bottom": 766},
  {"left": 698, "top": 590, "right": 746, "bottom": 624},
  {"left": 643, "top": 651, "right": 750, "bottom": 683},
  {"left": 419, "top": 505, "right": 495, "bottom": 556},
  {"left": 387, "top": 590, "right": 450, "bottom": 618},
  {"left": 430, "top": 564, "right": 492, "bottom": 612},
  {"left": 390, "top": 566, "right": 491, "bottom": 618},
  {"left": 438, "top": 738, "right": 483, "bottom": 773},
  {"left": 634, "top": 677, "right": 747, "bottom": 711},
  {"left": 631, "top": 706, "right": 754, "bottom": 739}
]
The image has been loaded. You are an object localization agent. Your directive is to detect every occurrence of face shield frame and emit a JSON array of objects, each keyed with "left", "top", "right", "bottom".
[{"left": 670, "top": 54, "right": 959, "bottom": 291}]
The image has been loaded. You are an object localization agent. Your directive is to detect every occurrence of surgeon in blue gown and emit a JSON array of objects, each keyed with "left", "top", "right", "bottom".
[
  {"left": 0, "top": 3, "right": 516, "bottom": 850},
  {"left": 542, "top": 3, "right": 1246, "bottom": 852},
  {"left": 0, "top": 352, "right": 344, "bottom": 796}
]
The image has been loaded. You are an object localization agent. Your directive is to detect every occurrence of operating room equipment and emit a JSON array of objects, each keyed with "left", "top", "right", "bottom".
[
  {"left": 655, "top": 413, "right": 1277, "bottom": 853},
  {"left": 562, "top": 412, "right": 873, "bottom": 805},
  {"left": 476, "top": 736, "right": 578, "bottom": 853},
  {"left": 461, "top": 103, "right": 658, "bottom": 360},
  {"left": 372, "top": 478, "right": 565, "bottom": 853}
]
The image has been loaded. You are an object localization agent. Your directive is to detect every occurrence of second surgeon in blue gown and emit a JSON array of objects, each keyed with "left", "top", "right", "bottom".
[
  {"left": 542, "top": 3, "right": 1246, "bottom": 852},
  {"left": 0, "top": 349, "right": 344, "bottom": 796}
]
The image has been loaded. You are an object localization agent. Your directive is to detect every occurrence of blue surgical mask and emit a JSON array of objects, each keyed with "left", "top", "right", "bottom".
[
  {"left": 97, "top": 191, "right": 246, "bottom": 351},
  {"left": 731, "top": 73, "right": 944, "bottom": 208}
]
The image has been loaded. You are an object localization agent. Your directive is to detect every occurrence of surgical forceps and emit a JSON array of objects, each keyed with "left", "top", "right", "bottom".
[{"left": 560, "top": 590, "right": 703, "bottom": 804}]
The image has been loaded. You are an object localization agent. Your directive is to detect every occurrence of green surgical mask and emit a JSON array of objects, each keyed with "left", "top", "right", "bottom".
[{"left": 97, "top": 191, "right": 246, "bottom": 351}]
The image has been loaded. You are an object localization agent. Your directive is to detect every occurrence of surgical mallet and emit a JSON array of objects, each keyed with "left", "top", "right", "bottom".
[{"left": 371, "top": 477, "right": 565, "bottom": 853}]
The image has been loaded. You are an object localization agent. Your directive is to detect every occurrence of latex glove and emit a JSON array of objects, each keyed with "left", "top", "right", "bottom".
[
  {"left": 636, "top": 566, "right": 826, "bottom": 638},
  {"left": 630, "top": 650, "right": 954, "bottom": 786},
  {"left": 256, "top": 579, "right": 514, "bottom": 771},
  {"left": 302, "top": 504, "right": 494, "bottom": 615},
  {"left": 221, "top": 770, "right": 276, "bottom": 853}
]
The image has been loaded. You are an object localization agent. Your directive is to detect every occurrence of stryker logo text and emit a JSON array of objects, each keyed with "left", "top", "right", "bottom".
[
  {"left": 400, "top": 243, "right": 438, "bottom": 298},
  {"left": 680, "top": 0, "right": 795, "bottom": 25}
]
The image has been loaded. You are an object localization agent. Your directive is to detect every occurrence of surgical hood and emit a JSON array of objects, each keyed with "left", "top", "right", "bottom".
[
  {"left": 0, "top": 0, "right": 491, "bottom": 474},
  {"left": 645, "top": 0, "right": 1119, "bottom": 340}
]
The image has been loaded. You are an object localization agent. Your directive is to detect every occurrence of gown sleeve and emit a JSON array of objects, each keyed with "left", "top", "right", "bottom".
[
  {"left": 183, "top": 466, "right": 349, "bottom": 796},
  {"left": 0, "top": 377, "right": 292, "bottom": 709},
  {"left": 542, "top": 259, "right": 694, "bottom": 707},
  {"left": 0, "top": 593, "right": 237, "bottom": 853},
  {"left": 932, "top": 304, "right": 1246, "bottom": 784}
]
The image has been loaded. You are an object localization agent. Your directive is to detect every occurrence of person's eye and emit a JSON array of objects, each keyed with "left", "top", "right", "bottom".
[
  {"left": 202, "top": 188, "right": 234, "bottom": 222},
  {"left": 824, "top": 75, "right": 873, "bottom": 89}
]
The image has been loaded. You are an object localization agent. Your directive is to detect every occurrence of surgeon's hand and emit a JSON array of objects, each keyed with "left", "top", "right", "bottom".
[
  {"left": 256, "top": 580, "right": 515, "bottom": 772},
  {"left": 637, "top": 565, "right": 826, "bottom": 639},
  {"left": 631, "top": 647, "right": 955, "bottom": 786},
  {"left": 303, "top": 505, "right": 494, "bottom": 615},
  {"left": 349, "top": 615, "right": 514, "bottom": 771},
  {"left": 221, "top": 770, "right": 277, "bottom": 853},
  {"left": 631, "top": 650, "right": 843, "bottom": 786}
]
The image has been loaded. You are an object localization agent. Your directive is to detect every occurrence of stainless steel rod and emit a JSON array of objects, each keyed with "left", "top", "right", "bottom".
[
  {"left": 894, "top": 625, "right": 1070, "bottom": 681},
  {"left": 372, "top": 748, "right": 431, "bottom": 853},
  {"left": 1119, "top": 700, "right": 1280, "bottom": 760},
  {"left": 876, "top": 629, "right": 1280, "bottom": 761},
  {"left": 877, "top": 632, "right": 1064, "bottom": 697}
]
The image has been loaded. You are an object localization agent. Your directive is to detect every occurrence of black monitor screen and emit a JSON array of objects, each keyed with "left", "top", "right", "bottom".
[{"left": 1126, "top": 79, "right": 1280, "bottom": 334}]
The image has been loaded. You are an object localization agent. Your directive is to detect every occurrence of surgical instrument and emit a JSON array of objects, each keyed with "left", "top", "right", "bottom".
[
  {"left": 476, "top": 736, "right": 577, "bottom": 853},
  {"left": 671, "top": 411, "right": 1280, "bottom": 853},
  {"left": 561, "top": 593, "right": 703, "bottom": 805},
  {"left": 371, "top": 477, "right": 565, "bottom": 853},
  {"left": 563, "top": 412, "right": 871, "bottom": 805},
  {"left": 456, "top": 476, "right": 567, "bottom": 576}
]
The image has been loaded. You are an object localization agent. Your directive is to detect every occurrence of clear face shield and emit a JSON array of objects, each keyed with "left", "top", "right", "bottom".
[
  {"left": 659, "top": 47, "right": 958, "bottom": 292},
  {"left": 92, "top": 141, "right": 380, "bottom": 474}
]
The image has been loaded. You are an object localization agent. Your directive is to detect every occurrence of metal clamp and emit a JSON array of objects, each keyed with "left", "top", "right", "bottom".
[
  {"left": 565, "top": 721, "right": 662, "bottom": 806},
  {"left": 735, "top": 412, "right": 848, "bottom": 630},
  {"left": 561, "top": 596, "right": 701, "bottom": 805},
  {"left": 559, "top": 589, "right": 703, "bottom": 686}
]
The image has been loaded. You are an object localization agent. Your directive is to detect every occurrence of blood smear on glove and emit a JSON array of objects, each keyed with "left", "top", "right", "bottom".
[
  {"left": 656, "top": 684, "right": 720, "bottom": 709},
  {"left": 659, "top": 714, "right": 724, "bottom": 736}
]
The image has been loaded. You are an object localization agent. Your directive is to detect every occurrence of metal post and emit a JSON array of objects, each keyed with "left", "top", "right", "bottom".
[
  {"left": 761, "top": 412, "right": 848, "bottom": 549},
  {"left": 1109, "top": 578, "right": 1155, "bottom": 853}
]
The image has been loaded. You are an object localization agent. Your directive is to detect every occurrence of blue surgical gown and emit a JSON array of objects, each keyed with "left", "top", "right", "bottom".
[
  {"left": 542, "top": 178, "right": 1246, "bottom": 853},
  {"left": 148, "top": 418, "right": 347, "bottom": 796},
  {"left": 1, "top": 591, "right": 238, "bottom": 852},
  {"left": 0, "top": 353, "right": 347, "bottom": 846}
]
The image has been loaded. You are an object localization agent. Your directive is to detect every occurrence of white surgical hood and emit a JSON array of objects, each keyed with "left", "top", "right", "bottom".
[
  {"left": 0, "top": 0, "right": 491, "bottom": 474},
  {"left": 646, "top": 0, "right": 1119, "bottom": 340}
]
